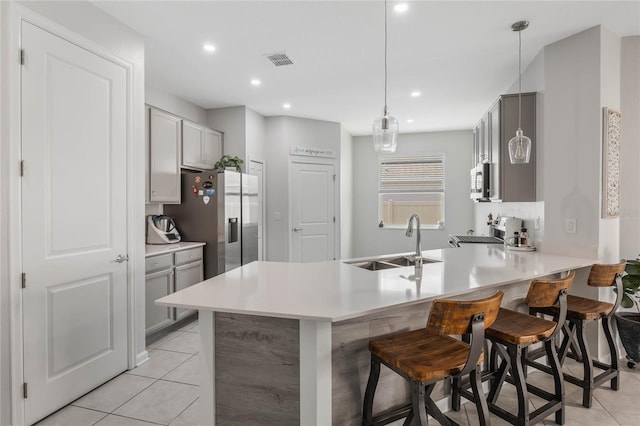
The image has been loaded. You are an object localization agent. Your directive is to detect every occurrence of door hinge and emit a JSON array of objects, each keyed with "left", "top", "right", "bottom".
[
  {"left": 333, "top": 174, "right": 336, "bottom": 182},
  {"left": 23, "top": 383, "right": 28, "bottom": 399},
  {"left": 333, "top": 216, "right": 336, "bottom": 223},
  {"left": 21, "top": 273, "right": 26, "bottom": 289},
  {"left": 20, "top": 49, "right": 25, "bottom": 65},
  {"left": 20, "top": 160, "right": 24, "bottom": 177}
]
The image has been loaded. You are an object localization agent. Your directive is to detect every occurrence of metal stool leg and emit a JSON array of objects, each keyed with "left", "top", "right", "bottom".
[
  {"left": 362, "top": 354, "right": 381, "bottom": 426},
  {"left": 405, "top": 381, "right": 429, "bottom": 426},
  {"left": 470, "top": 366, "right": 490, "bottom": 426},
  {"left": 602, "top": 316, "right": 620, "bottom": 390},
  {"left": 575, "top": 320, "right": 593, "bottom": 408},
  {"left": 545, "top": 339, "right": 565, "bottom": 425},
  {"left": 509, "top": 344, "right": 529, "bottom": 426}
]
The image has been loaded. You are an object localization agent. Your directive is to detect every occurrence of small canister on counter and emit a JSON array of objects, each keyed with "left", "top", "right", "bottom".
[
  {"left": 512, "top": 231, "right": 520, "bottom": 247},
  {"left": 520, "top": 228, "right": 529, "bottom": 248}
]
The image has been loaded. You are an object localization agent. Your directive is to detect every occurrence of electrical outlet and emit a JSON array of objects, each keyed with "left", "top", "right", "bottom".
[
  {"left": 534, "top": 217, "right": 540, "bottom": 229},
  {"left": 565, "top": 218, "right": 576, "bottom": 234}
]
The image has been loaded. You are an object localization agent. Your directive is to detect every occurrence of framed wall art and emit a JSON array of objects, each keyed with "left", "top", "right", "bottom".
[{"left": 602, "top": 107, "right": 621, "bottom": 219}]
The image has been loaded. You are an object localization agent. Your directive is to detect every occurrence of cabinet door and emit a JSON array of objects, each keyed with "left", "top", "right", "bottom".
[
  {"left": 201, "top": 128, "right": 222, "bottom": 170},
  {"left": 149, "top": 108, "right": 181, "bottom": 203},
  {"left": 174, "top": 260, "right": 203, "bottom": 321},
  {"left": 145, "top": 268, "right": 174, "bottom": 336},
  {"left": 182, "top": 120, "right": 204, "bottom": 169}
]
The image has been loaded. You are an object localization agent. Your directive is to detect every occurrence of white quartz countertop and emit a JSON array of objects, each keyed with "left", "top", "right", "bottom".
[
  {"left": 156, "top": 245, "right": 595, "bottom": 322},
  {"left": 145, "top": 241, "right": 206, "bottom": 257}
]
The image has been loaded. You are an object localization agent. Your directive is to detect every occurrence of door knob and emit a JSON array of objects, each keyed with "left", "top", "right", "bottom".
[
  {"left": 113, "top": 254, "right": 129, "bottom": 263},
  {"left": 293, "top": 228, "right": 303, "bottom": 232}
]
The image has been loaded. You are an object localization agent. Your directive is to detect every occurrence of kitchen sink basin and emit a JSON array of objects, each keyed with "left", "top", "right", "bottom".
[{"left": 345, "top": 255, "right": 440, "bottom": 271}]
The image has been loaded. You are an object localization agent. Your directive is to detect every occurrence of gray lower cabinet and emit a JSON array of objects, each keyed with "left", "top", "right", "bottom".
[{"left": 145, "top": 246, "right": 204, "bottom": 336}]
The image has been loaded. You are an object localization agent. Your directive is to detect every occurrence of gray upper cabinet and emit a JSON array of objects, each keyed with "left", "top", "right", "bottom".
[
  {"left": 148, "top": 107, "right": 182, "bottom": 204},
  {"left": 475, "top": 92, "right": 536, "bottom": 202},
  {"left": 182, "top": 120, "right": 222, "bottom": 170}
]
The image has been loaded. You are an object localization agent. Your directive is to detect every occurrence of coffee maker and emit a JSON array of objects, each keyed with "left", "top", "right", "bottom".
[{"left": 146, "top": 215, "right": 182, "bottom": 244}]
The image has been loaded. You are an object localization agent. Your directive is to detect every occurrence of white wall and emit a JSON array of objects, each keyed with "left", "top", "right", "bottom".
[
  {"left": 620, "top": 36, "right": 640, "bottom": 260},
  {"left": 340, "top": 126, "right": 354, "bottom": 259},
  {"left": 208, "top": 106, "right": 246, "bottom": 167},
  {"left": 1, "top": 1, "right": 146, "bottom": 423},
  {"left": 264, "top": 116, "right": 341, "bottom": 261},
  {"left": 352, "top": 130, "right": 473, "bottom": 258},
  {"left": 543, "top": 27, "right": 603, "bottom": 259},
  {"left": 145, "top": 88, "right": 208, "bottom": 125},
  {"left": 246, "top": 106, "right": 266, "bottom": 165}
]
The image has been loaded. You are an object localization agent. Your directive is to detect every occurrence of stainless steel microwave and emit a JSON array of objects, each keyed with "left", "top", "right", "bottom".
[{"left": 470, "top": 163, "right": 490, "bottom": 200}]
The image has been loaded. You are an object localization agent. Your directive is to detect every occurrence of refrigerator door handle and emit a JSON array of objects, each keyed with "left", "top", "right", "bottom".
[
  {"left": 228, "top": 218, "right": 239, "bottom": 243},
  {"left": 292, "top": 228, "right": 303, "bottom": 232}
]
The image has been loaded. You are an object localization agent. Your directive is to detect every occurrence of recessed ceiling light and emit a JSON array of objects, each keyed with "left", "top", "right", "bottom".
[
  {"left": 407, "top": 119, "right": 414, "bottom": 123},
  {"left": 203, "top": 44, "right": 216, "bottom": 53},
  {"left": 394, "top": 4, "right": 409, "bottom": 13},
  {"left": 283, "top": 103, "right": 291, "bottom": 109},
  {"left": 251, "top": 79, "right": 261, "bottom": 86},
  {"left": 410, "top": 91, "right": 421, "bottom": 97}
]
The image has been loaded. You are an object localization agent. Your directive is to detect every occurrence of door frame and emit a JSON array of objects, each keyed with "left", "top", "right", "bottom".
[
  {"left": 247, "top": 157, "right": 266, "bottom": 260},
  {"left": 288, "top": 159, "right": 339, "bottom": 263},
  {"left": 4, "top": 5, "right": 145, "bottom": 425}
]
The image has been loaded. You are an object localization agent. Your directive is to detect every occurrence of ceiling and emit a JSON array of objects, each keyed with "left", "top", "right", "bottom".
[{"left": 93, "top": 1, "right": 640, "bottom": 136}]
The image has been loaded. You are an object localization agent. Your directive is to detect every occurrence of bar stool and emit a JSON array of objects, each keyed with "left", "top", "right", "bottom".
[
  {"left": 362, "top": 291, "right": 503, "bottom": 426},
  {"left": 526, "top": 261, "right": 626, "bottom": 408},
  {"left": 454, "top": 272, "right": 574, "bottom": 426}
]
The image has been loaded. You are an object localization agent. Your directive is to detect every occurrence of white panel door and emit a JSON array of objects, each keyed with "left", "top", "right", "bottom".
[
  {"left": 290, "top": 162, "right": 335, "bottom": 263},
  {"left": 21, "top": 21, "right": 129, "bottom": 425}
]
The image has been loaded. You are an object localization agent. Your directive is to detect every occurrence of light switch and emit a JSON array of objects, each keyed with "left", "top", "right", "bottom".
[
  {"left": 565, "top": 218, "right": 576, "bottom": 234},
  {"left": 274, "top": 211, "right": 281, "bottom": 221}
]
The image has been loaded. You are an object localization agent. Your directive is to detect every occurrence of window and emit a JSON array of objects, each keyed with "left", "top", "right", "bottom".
[{"left": 378, "top": 155, "right": 445, "bottom": 228}]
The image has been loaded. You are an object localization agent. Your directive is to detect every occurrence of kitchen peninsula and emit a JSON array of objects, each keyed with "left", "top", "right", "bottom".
[{"left": 157, "top": 245, "right": 596, "bottom": 425}]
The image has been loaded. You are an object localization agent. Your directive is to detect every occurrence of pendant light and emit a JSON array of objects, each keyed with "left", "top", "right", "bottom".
[
  {"left": 372, "top": 0, "right": 398, "bottom": 153},
  {"left": 508, "top": 20, "right": 532, "bottom": 164}
]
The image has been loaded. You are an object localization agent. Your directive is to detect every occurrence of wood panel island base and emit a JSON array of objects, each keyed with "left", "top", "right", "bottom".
[{"left": 157, "top": 246, "right": 597, "bottom": 425}]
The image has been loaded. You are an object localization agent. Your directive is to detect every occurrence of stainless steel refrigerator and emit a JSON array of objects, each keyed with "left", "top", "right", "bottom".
[{"left": 164, "top": 171, "right": 258, "bottom": 279}]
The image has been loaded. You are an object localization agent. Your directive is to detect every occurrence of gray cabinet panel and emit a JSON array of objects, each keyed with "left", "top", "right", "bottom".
[
  {"left": 148, "top": 107, "right": 181, "bottom": 204},
  {"left": 174, "top": 260, "right": 203, "bottom": 321},
  {"left": 145, "top": 269, "right": 174, "bottom": 335}
]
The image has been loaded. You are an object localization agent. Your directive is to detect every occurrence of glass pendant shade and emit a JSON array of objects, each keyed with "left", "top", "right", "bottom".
[
  {"left": 373, "top": 108, "right": 398, "bottom": 152},
  {"left": 508, "top": 128, "right": 531, "bottom": 164}
]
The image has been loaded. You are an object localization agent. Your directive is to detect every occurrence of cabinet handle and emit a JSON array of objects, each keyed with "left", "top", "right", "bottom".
[
  {"left": 153, "top": 263, "right": 159, "bottom": 266},
  {"left": 151, "top": 190, "right": 157, "bottom": 195}
]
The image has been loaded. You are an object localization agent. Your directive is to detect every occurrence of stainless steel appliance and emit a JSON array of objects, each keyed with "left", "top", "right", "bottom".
[
  {"left": 146, "top": 215, "right": 182, "bottom": 244},
  {"left": 470, "top": 162, "right": 490, "bottom": 200},
  {"left": 449, "top": 216, "right": 522, "bottom": 247},
  {"left": 164, "top": 171, "right": 259, "bottom": 279}
]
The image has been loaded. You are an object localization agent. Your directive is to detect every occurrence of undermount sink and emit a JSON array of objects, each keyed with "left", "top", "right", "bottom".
[{"left": 346, "top": 255, "right": 440, "bottom": 271}]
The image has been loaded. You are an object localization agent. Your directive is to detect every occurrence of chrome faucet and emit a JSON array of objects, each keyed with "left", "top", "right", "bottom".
[{"left": 405, "top": 213, "right": 423, "bottom": 268}]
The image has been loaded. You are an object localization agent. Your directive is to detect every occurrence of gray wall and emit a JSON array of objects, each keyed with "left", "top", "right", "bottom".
[
  {"left": 146, "top": 88, "right": 208, "bottom": 125},
  {"left": 208, "top": 106, "right": 246, "bottom": 166},
  {"left": 264, "top": 116, "right": 341, "bottom": 261},
  {"left": 620, "top": 36, "right": 640, "bottom": 260},
  {"left": 352, "top": 130, "right": 473, "bottom": 258}
]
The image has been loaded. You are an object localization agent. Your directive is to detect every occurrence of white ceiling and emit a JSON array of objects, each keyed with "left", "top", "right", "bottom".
[{"left": 93, "top": 1, "right": 640, "bottom": 136}]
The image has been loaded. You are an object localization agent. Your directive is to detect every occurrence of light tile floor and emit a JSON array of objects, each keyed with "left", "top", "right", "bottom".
[{"left": 36, "top": 318, "right": 640, "bottom": 426}]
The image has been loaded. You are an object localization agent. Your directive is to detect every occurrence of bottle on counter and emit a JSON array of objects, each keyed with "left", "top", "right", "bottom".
[
  {"left": 520, "top": 228, "right": 529, "bottom": 248},
  {"left": 512, "top": 231, "right": 520, "bottom": 247}
]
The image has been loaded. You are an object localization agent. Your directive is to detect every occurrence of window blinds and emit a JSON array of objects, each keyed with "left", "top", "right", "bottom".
[{"left": 379, "top": 155, "right": 444, "bottom": 193}]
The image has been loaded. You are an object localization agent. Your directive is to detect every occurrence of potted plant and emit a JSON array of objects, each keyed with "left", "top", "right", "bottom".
[
  {"left": 214, "top": 155, "right": 243, "bottom": 173},
  {"left": 614, "top": 256, "right": 640, "bottom": 368}
]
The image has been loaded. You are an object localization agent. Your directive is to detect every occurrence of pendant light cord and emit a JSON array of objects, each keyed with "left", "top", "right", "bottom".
[
  {"left": 384, "top": 0, "right": 388, "bottom": 111},
  {"left": 518, "top": 27, "right": 522, "bottom": 130}
]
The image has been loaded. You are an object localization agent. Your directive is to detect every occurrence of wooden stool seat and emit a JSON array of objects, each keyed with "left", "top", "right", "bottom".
[
  {"left": 526, "top": 261, "right": 626, "bottom": 408},
  {"left": 369, "top": 330, "right": 484, "bottom": 383},
  {"left": 486, "top": 308, "right": 556, "bottom": 345},
  {"left": 363, "top": 291, "right": 503, "bottom": 426},
  {"left": 534, "top": 295, "right": 614, "bottom": 320}
]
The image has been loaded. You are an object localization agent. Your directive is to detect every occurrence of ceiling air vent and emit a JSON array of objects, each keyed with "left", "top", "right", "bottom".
[{"left": 266, "top": 53, "right": 293, "bottom": 67}]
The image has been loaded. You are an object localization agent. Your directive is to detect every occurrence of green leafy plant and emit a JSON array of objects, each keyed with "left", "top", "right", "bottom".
[
  {"left": 621, "top": 256, "right": 640, "bottom": 310},
  {"left": 214, "top": 155, "right": 243, "bottom": 172}
]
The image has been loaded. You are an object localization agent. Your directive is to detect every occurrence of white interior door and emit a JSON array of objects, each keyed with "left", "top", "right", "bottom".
[
  {"left": 290, "top": 162, "right": 335, "bottom": 263},
  {"left": 21, "top": 21, "right": 129, "bottom": 425},
  {"left": 248, "top": 160, "right": 265, "bottom": 260}
]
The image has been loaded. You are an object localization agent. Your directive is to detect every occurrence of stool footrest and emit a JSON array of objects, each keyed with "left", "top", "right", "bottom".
[{"left": 367, "top": 403, "right": 412, "bottom": 426}]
